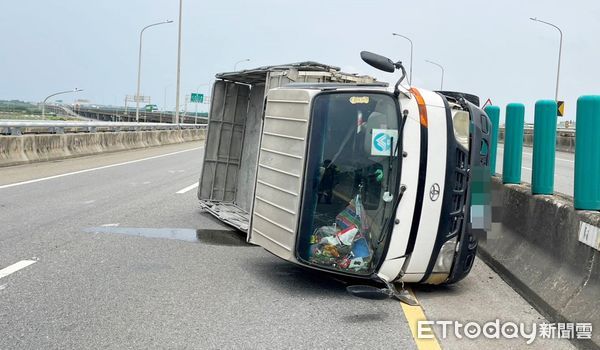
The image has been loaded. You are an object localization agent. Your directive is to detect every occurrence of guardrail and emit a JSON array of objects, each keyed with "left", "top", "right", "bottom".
[
  {"left": 0, "top": 120, "right": 207, "bottom": 136},
  {"left": 499, "top": 126, "right": 576, "bottom": 135},
  {"left": 485, "top": 96, "right": 600, "bottom": 211}
]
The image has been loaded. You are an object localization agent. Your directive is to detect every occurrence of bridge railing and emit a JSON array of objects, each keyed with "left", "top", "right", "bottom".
[{"left": 0, "top": 120, "right": 206, "bottom": 136}]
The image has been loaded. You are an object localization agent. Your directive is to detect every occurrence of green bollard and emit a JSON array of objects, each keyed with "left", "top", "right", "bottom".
[
  {"left": 532, "top": 100, "right": 557, "bottom": 194},
  {"left": 484, "top": 105, "right": 500, "bottom": 176},
  {"left": 574, "top": 96, "right": 600, "bottom": 210},
  {"left": 503, "top": 103, "right": 525, "bottom": 184}
]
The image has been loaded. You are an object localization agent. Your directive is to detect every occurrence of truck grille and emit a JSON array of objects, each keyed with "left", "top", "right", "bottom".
[{"left": 449, "top": 148, "right": 468, "bottom": 237}]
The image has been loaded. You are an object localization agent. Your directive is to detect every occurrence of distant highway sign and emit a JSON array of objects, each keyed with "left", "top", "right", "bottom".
[{"left": 191, "top": 93, "right": 204, "bottom": 103}]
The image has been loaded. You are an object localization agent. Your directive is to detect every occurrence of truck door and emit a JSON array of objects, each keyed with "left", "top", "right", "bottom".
[{"left": 198, "top": 81, "right": 251, "bottom": 230}]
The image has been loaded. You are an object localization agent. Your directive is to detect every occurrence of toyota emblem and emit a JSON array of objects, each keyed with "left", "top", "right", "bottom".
[{"left": 429, "top": 183, "right": 440, "bottom": 201}]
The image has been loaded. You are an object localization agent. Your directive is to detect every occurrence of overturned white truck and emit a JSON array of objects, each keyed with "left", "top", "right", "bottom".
[{"left": 198, "top": 54, "right": 490, "bottom": 301}]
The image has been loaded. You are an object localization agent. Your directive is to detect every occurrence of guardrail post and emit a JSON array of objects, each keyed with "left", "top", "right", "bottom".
[
  {"left": 532, "top": 100, "right": 557, "bottom": 194},
  {"left": 574, "top": 95, "right": 600, "bottom": 210},
  {"left": 503, "top": 103, "right": 525, "bottom": 184},
  {"left": 484, "top": 105, "right": 500, "bottom": 176}
]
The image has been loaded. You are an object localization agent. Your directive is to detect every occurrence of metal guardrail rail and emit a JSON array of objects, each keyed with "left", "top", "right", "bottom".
[
  {"left": 0, "top": 120, "right": 207, "bottom": 136},
  {"left": 499, "top": 126, "right": 575, "bottom": 135}
]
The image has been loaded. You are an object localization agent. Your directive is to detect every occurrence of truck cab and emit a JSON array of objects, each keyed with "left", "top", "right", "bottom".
[{"left": 198, "top": 55, "right": 491, "bottom": 286}]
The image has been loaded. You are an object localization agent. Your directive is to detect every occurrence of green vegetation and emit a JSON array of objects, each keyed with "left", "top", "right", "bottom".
[
  {"left": 0, "top": 99, "right": 41, "bottom": 115},
  {"left": 0, "top": 100, "right": 78, "bottom": 121}
]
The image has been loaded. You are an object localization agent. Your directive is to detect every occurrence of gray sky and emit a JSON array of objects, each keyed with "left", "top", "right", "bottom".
[{"left": 1, "top": 0, "right": 598, "bottom": 120}]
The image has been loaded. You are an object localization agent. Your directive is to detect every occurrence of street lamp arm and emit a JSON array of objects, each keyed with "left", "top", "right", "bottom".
[
  {"left": 530, "top": 17, "right": 562, "bottom": 36},
  {"left": 424, "top": 59, "right": 444, "bottom": 90},
  {"left": 41, "top": 89, "right": 83, "bottom": 117},
  {"left": 424, "top": 59, "right": 444, "bottom": 73},
  {"left": 392, "top": 33, "right": 413, "bottom": 46},
  {"left": 233, "top": 59, "right": 251, "bottom": 71},
  {"left": 392, "top": 33, "right": 414, "bottom": 85},
  {"left": 530, "top": 17, "right": 563, "bottom": 100},
  {"left": 135, "top": 19, "right": 173, "bottom": 123},
  {"left": 141, "top": 20, "right": 173, "bottom": 35},
  {"left": 43, "top": 89, "right": 80, "bottom": 104}
]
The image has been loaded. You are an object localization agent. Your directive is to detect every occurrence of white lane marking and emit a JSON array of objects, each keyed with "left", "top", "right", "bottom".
[
  {"left": 496, "top": 145, "right": 574, "bottom": 163},
  {"left": 101, "top": 223, "right": 120, "bottom": 227},
  {"left": 0, "top": 260, "right": 37, "bottom": 280},
  {"left": 176, "top": 182, "right": 199, "bottom": 194},
  {"left": 0, "top": 147, "right": 202, "bottom": 190}
]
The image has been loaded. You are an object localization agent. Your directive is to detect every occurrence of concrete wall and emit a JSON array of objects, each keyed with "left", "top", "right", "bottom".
[
  {"left": 480, "top": 177, "right": 600, "bottom": 349},
  {"left": 498, "top": 128, "right": 576, "bottom": 153},
  {"left": 0, "top": 129, "right": 205, "bottom": 167}
]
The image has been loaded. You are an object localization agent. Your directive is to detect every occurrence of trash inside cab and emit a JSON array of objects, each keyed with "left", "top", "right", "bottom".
[{"left": 307, "top": 194, "right": 374, "bottom": 273}]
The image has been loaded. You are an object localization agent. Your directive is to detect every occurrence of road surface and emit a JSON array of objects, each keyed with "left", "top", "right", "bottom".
[
  {"left": 0, "top": 142, "right": 574, "bottom": 349},
  {"left": 496, "top": 145, "right": 574, "bottom": 196}
]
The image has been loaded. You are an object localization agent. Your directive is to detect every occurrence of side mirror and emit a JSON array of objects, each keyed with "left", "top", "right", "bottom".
[{"left": 360, "top": 51, "right": 396, "bottom": 73}]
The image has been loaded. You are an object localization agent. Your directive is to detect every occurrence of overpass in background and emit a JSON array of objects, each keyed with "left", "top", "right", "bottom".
[{"left": 45, "top": 103, "right": 208, "bottom": 124}]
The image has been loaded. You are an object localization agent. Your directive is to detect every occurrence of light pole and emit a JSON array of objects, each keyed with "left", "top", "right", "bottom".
[
  {"left": 424, "top": 59, "right": 444, "bottom": 90},
  {"left": 530, "top": 17, "right": 563, "bottom": 101},
  {"left": 135, "top": 20, "right": 173, "bottom": 123},
  {"left": 392, "top": 33, "right": 413, "bottom": 85},
  {"left": 42, "top": 88, "right": 83, "bottom": 118},
  {"left": 161, "top": 83, "right": 172, "bottom": 123},
  {"left": 174, "top": 0, "right": 183, "bottom": 125},
  {"left": 234, "top": 59, "right": 250, "bottom": 71}
]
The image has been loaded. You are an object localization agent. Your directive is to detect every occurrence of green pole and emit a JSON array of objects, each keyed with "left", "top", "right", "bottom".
[
  {"left": 503, "top": 103, "right": 525, "bottom": 184},
  {"left": 574, "top": 96, "right": 600, "bottom": 210},
  {"left": 485, "top": 105, "right": 500, "bottom": 176},
  {"left": 532, "top": 100, "right": 557, "bottom": 194}
]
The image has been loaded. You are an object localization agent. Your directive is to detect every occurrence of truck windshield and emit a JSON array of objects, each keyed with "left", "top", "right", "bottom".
[{"left": 297, "top": 92, "right": 401, "bottom": 275}]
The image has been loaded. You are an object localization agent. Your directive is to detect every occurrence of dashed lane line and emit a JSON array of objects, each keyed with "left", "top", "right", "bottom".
[
  {"left": 0, "top": 260, "right": 37, "bottom": 280},
  {"left": 176, "top": 182, "right": 199, "bottom": 194}
]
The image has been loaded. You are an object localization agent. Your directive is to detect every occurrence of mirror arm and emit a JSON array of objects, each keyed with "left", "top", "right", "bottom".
[{"left": 393, "top": 62, "right": 407, "bottom": 97}]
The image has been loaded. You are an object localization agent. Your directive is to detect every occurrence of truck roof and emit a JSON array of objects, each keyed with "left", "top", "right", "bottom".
[
  {"left": 280, "top": 82, "right": 389, "bottom": 90},
  {"left": 215, "top": 61, "right": 377, "bottom": 85}
]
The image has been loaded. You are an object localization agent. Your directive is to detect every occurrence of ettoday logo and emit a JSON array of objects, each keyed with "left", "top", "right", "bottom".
[{"left": 417, "top": 320, "right": 593, "bottom": 344}]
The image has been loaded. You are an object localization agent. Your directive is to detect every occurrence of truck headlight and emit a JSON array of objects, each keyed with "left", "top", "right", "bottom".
[
  {"left": 452, "top": 110, "right": 470, "bottom": 150},
  {"left": 432, "top": 237, "right": 458, "bottom": 274},
  {"left": 424, "top": 237, "right": 458, "bottom": 284}
]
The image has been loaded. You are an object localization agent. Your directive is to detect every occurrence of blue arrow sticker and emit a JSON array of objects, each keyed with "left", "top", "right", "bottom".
[{"left": 371, "top": 129, "right": 398, "bottom": 156}]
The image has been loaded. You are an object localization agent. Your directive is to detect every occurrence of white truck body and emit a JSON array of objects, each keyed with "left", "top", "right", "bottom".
[{"left": 199, "top": 60, "right": 491, "bottom": 285}]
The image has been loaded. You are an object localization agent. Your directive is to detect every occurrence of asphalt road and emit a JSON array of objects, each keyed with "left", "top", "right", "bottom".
[
  {"left": 0, "top": 142, "right": 574, "bottom": 349},
  {"left": 496, "top": 145, "right": 575, "bottom": 196}
]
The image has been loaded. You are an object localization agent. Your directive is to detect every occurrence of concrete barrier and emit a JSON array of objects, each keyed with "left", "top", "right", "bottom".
[
  {"left": 480, "top": 177, "right": 600, "bottom": 349},
  {"left": 0, "top": 128, "right": 205, "bottom": 167},
  {"left": 499, "top": 128, "right": 576, "bottom": 153}
]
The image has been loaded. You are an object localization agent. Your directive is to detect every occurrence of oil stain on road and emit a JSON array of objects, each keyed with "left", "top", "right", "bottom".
[{"left": 83, "top": 226, "right": 251, "bottom": 247}]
